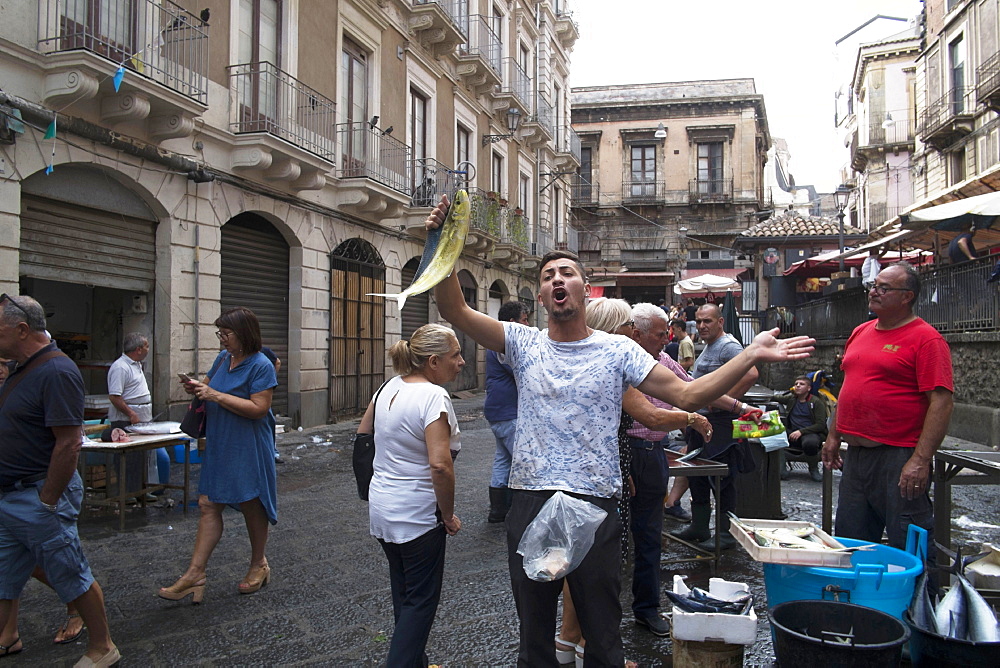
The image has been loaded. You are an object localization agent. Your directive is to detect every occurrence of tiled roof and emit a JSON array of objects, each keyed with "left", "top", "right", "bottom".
[{"left": 741, "top": 212, "right": 864, "bottom": 238}]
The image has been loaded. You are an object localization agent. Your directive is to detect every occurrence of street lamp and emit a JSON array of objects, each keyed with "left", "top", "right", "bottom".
[
  {"left": 482, "top": 108, "right": 523, "bottom": 146},
  {"left": 654, "top": 122, "right": 667, "bottom": 139},
  {"left": 833, "top": 184, "right": 852, "bottom": 273}
]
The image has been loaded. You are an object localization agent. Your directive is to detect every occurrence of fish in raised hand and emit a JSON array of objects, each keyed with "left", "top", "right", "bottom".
[{"left": 369, "top": 190, "right": 471, "bottom": 310}]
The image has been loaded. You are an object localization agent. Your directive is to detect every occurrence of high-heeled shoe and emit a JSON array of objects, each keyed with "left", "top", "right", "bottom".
[
  {"left": 158, "top": 576, "right": 206, "bottom": 604},
  {"left": 238, "top": 561, "right": 270, "bottom": 594}
]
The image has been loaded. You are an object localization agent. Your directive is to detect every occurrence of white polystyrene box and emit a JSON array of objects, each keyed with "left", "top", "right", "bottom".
[{"left": 670, "top": 575, "right": 757, "bottom": 645}]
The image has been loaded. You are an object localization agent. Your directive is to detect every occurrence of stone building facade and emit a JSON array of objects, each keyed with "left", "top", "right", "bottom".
[{"left": 0, "top": 0, "right": 580, "bottom": 426}]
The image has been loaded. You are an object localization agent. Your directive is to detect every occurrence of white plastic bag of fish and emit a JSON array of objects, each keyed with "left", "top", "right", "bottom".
[{"left": 517, "top": 491, "right": 608, "bottom": 582}]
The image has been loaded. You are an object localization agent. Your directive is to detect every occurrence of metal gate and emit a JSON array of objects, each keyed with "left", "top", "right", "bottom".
[
  {"left": 400, "top": 257, "right": 430, "bottom": 341},
  {"left": 20, "top": 195, "right": 156, "bottom": 292},
  {"left": 330, "top": 239, "right": 385, "bottom": 418},
  {"left": 221, "top": 213, "right": 290, "bottom": 415}
]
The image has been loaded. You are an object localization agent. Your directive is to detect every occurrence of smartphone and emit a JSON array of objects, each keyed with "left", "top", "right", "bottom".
[{"left": 177, "top": 373, "right": 194, "bottom": 383}]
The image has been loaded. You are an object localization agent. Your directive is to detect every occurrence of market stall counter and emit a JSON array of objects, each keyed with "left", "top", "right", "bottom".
[{"left": 80, "top": 430, "right": 193, "bottom": 530}]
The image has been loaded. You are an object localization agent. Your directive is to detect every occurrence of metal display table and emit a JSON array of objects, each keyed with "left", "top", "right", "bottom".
[
  {"left": 662, "top": 450, "right": 729, "bottom": 571},
  {"left": 80, "top": 432, "right": 192, "bottom": 529},
  {"left": 933, "top": 450, "right": 1000, "bottom": 567}
]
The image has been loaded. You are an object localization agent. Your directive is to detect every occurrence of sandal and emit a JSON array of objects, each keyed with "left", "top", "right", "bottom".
[
  {"left": 0, "top": 637, "right": 23, "bottom": 658},
  {"left": 55, "top": 613, "right": 85, "bottom": 644},
  {"left": 555, "top": 634, "right": 581, "bottom": 664}
]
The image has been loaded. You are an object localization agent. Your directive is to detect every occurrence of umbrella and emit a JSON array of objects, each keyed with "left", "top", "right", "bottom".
[
  {"left": 903, "top": 190, "right": 1000, "bottom": 231},
  {"left": 719, "top": 289, "right": 743, "bottom": 345},
  {"left": 673, "top": 273, "right": 741, "bottom": 294}
]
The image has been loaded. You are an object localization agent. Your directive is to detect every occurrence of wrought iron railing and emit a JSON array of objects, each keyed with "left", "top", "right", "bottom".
[
  {"left": 458, "top": 15, "right": 501, "bottom": 76},
  {"left": 499, "top": 57, "right": 531, "bottom": 108},
  {"left": 532, "top": 94, "right": 554, "bottom": 137},
  {"left": 229, "top": 62, "right": 336, "bottom": 161},
  {"left": 468, "top": 187, "right": 504, "bottom": 237},
  {"left": 918, "top": 87, "right": 974, "bottom": 137},
  {"left": 505, "top": 210, "right": 529, "bottom": 250},
  {"left": 569, "top": 174, "right": 600, "bottom": 205},
  {"left": 413, "top": 0, "right": 469, "bottom": 40},
  {"left": 623, "top": 179, "right": 665, "bottom": 203},
  {"left": 688, "top": 178, "right": 733, "bottom": 203},
  {"left": 556, "top": 125, "right": 581, "bottom": 162},
  {"left": 38, "top": 0, "right": 209, "bottom": 104},
  {"left": 784, "top": 253, "right": 1000, "bottom": 340},
  {"left": 977, "top": 51, "right": 1000, "bottom": 104},
  {"left": 861, "top": 109, "right": 915, "bottom": 147},
  {"left": 867, "top": 202, "right": 902, "bottom": 227},
  {"left": 336, "top": 122, "right": 411, "bottom": 193}
]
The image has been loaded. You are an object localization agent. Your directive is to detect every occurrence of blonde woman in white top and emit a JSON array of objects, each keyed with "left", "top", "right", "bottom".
[{"left": 358, "top": 324, "right": 463, "bottom": 667}]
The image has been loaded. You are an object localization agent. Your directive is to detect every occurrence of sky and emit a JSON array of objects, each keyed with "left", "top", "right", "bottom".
[{"left": 567, "top": 0, "right": 924, "bottom": 192}]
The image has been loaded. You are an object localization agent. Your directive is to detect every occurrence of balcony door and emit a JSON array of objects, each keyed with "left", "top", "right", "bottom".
[
  {"left": 949, "top": 35, "right": 966, "bottom": 115},
  {"left": 630, "top": 145, "right": 655, "bottom": 197},
  {"left": 60, "top": 0, "right": 137, "bottom": 61},
  {"left": 341, "top": 38, "right": 369, "bottom": 177},
  {"left": 237, "top": 0, "right": 281, "bottom": 132},
  {"left": 697, "top": 142, "right": 723, "bottom": 194}
]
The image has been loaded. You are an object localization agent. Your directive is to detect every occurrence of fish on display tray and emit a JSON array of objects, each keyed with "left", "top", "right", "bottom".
[{"left": 909, "top": 549, "right": 1000, "bottom": 642}]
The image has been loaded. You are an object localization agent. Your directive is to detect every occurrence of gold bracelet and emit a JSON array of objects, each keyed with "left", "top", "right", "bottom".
[{"left": 687, "top": 412, "right": 696, "bottom": 426}]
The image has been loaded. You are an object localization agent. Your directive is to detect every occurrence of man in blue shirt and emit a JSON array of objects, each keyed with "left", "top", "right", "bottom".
[
  {"left": 0, "top": 294, "right": 119, "bottom": 666},
  {"left": 485, "top": 301, "right": 530, "bottom": 523}
]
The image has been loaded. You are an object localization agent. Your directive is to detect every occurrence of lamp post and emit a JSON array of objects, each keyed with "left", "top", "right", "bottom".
[
  {"left": 482, "top": 107, "right": 523, "bottom": 146},
  {"left": 833, "top": 184, "right": 852, "bottom": 273}
]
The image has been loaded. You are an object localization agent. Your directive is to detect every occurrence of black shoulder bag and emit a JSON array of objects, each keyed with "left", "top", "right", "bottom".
[{"left": 352, "top": 380, "right": 389, "bottom": 501}]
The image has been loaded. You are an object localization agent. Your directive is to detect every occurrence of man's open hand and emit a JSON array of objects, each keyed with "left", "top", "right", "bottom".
[{"left": 750, "top": 328, "right": 815, "bottom": 363}]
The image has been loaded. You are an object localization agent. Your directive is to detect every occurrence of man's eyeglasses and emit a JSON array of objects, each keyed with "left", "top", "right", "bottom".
[
  {"left": 0, "top": 294, "right": 31, "bottom": 321},
  {"left": 215, "top": 330, "right": 232, "bottom": 341},
  {"left": 620, "top": 320, "right": 635, "bottom": 329},
  {"left": 869, "top": 284, "right": 912, "bottom": 296}
]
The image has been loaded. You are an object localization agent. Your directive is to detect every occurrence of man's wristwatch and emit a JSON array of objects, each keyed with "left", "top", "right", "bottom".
[
  {"left": 687, "top": 412, "right": 696, "bottom": 426},
  {"left": 40, "top": 500, "right": 58, "bottom": 512}
]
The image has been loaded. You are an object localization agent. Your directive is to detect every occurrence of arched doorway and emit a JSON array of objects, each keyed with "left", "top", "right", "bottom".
[
  {"left": 520, "top": 287, "right": 537, "bottom": 327},
  {"left": 400, "top": 257, "right": 430, "bottom": 341},
  {"left": 330, "top": 239, "right": 385, "bottom": 417},
  {"left": 221, "top": 213, "right": 290, "bottom": 415},
  {"left": 450, "top": 269, "right": 479, "bottom": 391},
  {"left": 488, "top": 280, "right": 509, "bottom": 319}
]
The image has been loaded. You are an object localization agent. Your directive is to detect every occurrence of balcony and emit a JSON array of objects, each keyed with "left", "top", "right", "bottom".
[
  {"left": 410, "top": 0, "right": 468, "bottom": 58},
  {"left": 554, "top": 9, "right": 579, "bottom": 49},
  {"left": 569, "top": 174, "right": 600, "bottom": 206},
  {"left": 492, "top": 206, "right": 530, "bottom": 268},
  {"left": 853, "top": 109, "right": 916, "bottom": 171},
  {"left": 688, "top": 178, "right": 733, "bottom": 204},
  {"left": 918, "top": 87, "right": 974, "bottom": 151},
  {"left": 457, "top": 16, "right": 501, "bottom": 97},
  {"left": 37, "top": 0, "right": 208, "bottom": 141},
  {"left": 977, "top": 51, "right": 1000, "bottom": 111},
  {"left": 496, "top": 57, "right": 531, "bottom": 112},
  {"left": 520, "top": 94, "right": 553, "bottom": 149},
  {"left": 334, "top": 122, "right": 412, "bottom": 218},
  {"left": 554, "top": 125, "right": 581, "bottom": 169},
  {"left": 228, "top": 62, "right": 334, "bottom": 190}
]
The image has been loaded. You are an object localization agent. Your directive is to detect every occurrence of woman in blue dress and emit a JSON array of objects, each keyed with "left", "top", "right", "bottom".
[{"left": 158, "top": 307, "right": 278, "bottom": 603}]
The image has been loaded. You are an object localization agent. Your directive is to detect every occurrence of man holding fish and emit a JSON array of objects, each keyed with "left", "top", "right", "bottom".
[
  {"left": 822, "top": 262, "right": 954, "bottom": 551},
  {"left": 420, "top": 194, "right": 816, "bottom": 667}
]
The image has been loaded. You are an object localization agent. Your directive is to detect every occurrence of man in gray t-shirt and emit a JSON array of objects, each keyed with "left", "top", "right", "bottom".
[{"left": 671, "top": 303, "right": 758, "bottom": 551}]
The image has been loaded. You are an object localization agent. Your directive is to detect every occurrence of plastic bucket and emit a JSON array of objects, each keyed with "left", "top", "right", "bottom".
[
  {"left": 172, "top": 442, "right": 201, "bottom": 464},
  {"left": 904, "top": 610, "right": 1000, "bottom": 667},
  {"left": 763, "top": 525, "right": 926, "bottom": 621},
  {"left": 771, "top": 600, "right": 909, "bottom": 666}
]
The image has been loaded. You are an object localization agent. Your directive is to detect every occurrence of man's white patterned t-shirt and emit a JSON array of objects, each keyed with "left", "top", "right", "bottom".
[{"left": 502, "top": 322, "right": 657, "bottom": 498}]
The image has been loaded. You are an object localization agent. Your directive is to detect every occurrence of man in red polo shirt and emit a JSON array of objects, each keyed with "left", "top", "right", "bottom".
[{"left": 822, "top": 262, "right": 954, "bottom": 549}]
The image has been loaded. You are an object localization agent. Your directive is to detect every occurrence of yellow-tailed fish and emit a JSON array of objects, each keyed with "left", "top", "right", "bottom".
[{"left": 369, "top": 189, "right": 471, "bottom": 310}]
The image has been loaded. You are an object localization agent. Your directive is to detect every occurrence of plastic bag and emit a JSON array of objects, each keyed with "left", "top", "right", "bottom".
[
  {"left": 732, "top": 410, "right": 785, "bottom": 440},
  {"left": 517, "top": 491, "right": 608, "bottom": 582},
  {"left": 758, "top": 429, "right": 790, "bottom": 452}
]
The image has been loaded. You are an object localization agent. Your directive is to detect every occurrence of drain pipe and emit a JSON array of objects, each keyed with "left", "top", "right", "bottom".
[{"left": 193, "top": 223, "right": 200, "bottom": 374}]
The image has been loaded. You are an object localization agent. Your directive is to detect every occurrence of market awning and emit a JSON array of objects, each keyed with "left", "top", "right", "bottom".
[
  {"left": 783, "top": 247, "right": 932, "bottom": 277},
  {"left": 826, "top": 228, "right": 923, "bottom": 261},
  {"left": 902, "top": 190, "right": 1000, "bottom": 231},
  {"left": 679, "top": 267, "right": 745, "bottom": 281}
]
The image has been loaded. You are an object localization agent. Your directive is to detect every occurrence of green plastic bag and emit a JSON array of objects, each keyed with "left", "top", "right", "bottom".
[{"left": 732, "top": 410, "right": 785, "bottom": 439}]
